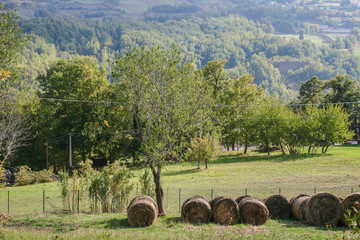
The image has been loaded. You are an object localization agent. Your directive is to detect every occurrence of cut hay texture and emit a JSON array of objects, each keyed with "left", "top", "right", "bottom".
[
  {"left": 127, "top": 195, "right": 158, "bottom": 227},
  {"left": 210, "top": 196, "right": 239, "bottom": 225},
  {"left": 340, "top": 193, "right": 360, "bottom": 227},
  {"left": 290, "top": 194, "right": 310, "bottom": 222},
  {"left": 181, "top": 195, "right": 212, "bottom": 225},
  {"left": 305, "top": 192, "right": 342, "bottom": 226},
  {"left": 238, "top": 196, "right": 269, "bottom": 225},
  {"left": 264, "top": 194, "right": 291, "bottom": 219}
]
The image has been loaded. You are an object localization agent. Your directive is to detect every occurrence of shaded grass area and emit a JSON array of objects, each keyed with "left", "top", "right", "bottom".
[{"left": 0, "top": 213, "right": 357, "bottom": 239}]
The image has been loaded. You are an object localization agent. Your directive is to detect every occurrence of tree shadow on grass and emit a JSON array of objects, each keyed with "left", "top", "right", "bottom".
[
  {"left": 102, "top": 218, "right": 131, "bottom": 229},
  {"left": 216, "top": 153, "right": 326, "bottom": 165},
  {"left": 275, "top": 218, "right": 346, "bottom": 233},
  {"left": 163, "top": 168, "right": 202, "bottom": 177},
  {"left": 163, "top": 216, "right": 182, "bottom": 225}
]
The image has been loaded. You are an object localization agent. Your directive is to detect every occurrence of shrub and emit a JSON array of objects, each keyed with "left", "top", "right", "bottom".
[
  {"left": 15, "top": 165, "right": 34, "bottom": 186},
  {"left": 345, "top": 201, "right": 360, "bottom": 234},
  {"left": 139, "top": 168, "right": 155, "bottom": 198},
  {"left": 188, "top": 135, "right": 220, "bottom": 169},
  {"left": 33, "top": 167, "right": 54, "bottom": 183}
]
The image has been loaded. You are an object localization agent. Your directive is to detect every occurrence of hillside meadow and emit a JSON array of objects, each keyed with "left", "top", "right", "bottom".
[{"left": 0, "top": 145, "right": 359, "bottom": 239}]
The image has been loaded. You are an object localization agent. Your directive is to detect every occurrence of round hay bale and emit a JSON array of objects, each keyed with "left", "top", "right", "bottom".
[
  {"left": 264, "top": 194, "right": 291, "bottom": 219},
  {"left": 291, "top": 194, "right": 309, "bottom": 222},
  {"left": 212, "top": 197, "right": 239, "bottom": 225},
  {"left": 181, "top": 195, "right": 211, "bottom": 225},
  {"left": 127, "top": 195, "right": 158, "bottom": 227},
  {"left": 235, "top": 195, "right": 252, "bottom": 205},
  {"left": 340, "top": 193, "right": 360, "bottom": 227},
  {"left": 305, "top": 192, "right": 342, "bottom": 226},
  {"left": 209, "top": 196, "right": 226, "bottom": 210},
  {"left": 238, "top": 196, "right": 269, "bottom": 225}
]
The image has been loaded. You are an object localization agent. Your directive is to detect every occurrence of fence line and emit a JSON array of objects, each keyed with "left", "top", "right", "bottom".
[{"left": 0, "top": 186, "right": 358, "bottom": 216}]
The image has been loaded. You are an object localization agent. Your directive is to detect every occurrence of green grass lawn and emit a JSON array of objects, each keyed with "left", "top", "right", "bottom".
[{"left": 0, "top": 145, "right": 360, "bottom": 239}]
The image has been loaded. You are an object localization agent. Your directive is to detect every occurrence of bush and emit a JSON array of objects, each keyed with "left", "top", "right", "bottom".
[
  {"left": 15, "top": 165, "right": 34, "bottom": 186},
  {"left": 187, "top": 135, "right": 220, "bottom": 169},
  {"left": 15, "top": 165, "right": 54, "bottom": 186},
  {"left": 139, "top": 168, "right": 155, "bottom": 198}
]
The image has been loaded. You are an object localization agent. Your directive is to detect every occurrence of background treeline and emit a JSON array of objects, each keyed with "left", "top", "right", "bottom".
[{"left": 17, "top": 15, "right": 360, "bottom": 102}]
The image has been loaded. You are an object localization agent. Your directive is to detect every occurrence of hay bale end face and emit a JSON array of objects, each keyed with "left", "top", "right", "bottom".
[
  {"left": 291, "top": 194, "right": 310, "bottom": 222},
  {"left": 209, "top": 196, "right": 226, "bottom": 210},
  {"left": 306, "top": 192, "right": 342, "bottom": 227},
  {"left": 238, "top": 196, "right": 269, "bottom": 225},
  {"left": 340, "top": 193, "right": 360, "bottom": 227},
  {"left": 181, "top": 195, "right": 212, "bottom": 225},
  {"left": 264, "top": 194, "right": 291, "bottom": 219},
  {"left": 127, "top": 195, "right": 158, "bottom": 227},
  {"left": 211, "top": 197, "right": 239, "bottom": 225}
]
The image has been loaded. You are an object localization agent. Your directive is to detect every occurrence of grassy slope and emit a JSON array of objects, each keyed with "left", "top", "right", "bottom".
[{"left": 0, "top": 145, "right": 359, "bottom": 239}]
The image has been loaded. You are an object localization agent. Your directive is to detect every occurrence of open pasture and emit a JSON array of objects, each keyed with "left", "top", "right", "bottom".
[{"left": 0, "top": 145, "right": 359, "bottom": 239}]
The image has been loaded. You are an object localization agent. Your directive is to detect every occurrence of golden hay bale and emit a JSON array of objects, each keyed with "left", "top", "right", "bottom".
[
  {"left": 181, "top": 195, "right": 212, "bottom": 225},
  {"left": 238, "top": 196, "right": 269, "bottom": 225},
  {"left": 291, "top": 194, "right": 310, "bottom": 222},
  {"left": 340, "top": 193, "right": 360, "bottom": 227},
  {"left": 235, "top": 195, "right": 252, "bottom": 205},
  {"left": 211, "top": 197, "right": 239, "bottom": 225},
  {"left": 127, "top": 195, "right": 158, "bottom": 227},
  {"left": 305, "top": 192, "right": 342, "bottom": 226},
  {"left": 264, "top": 194, "right": 291, "bottom": 219}
]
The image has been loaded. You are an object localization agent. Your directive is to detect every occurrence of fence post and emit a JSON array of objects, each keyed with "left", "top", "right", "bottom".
[
  {"left": 211, "top": 189, "right": 213, "bottom": 200},
  {"left": 77, "top": 190, "right": 80, "bottom": 213},
  {"left": 351, "top": 187, "right": 354, "bottom": 194},
  {"left": 245, "top": 188, "right": 247, "bottom": 195},
  {"left": 314, "top": 187, "right": 316, "bottom": 194},
  {"left": 179, "top": 189, "right": 181, "bottom": 213},
  {"left": 43, "top": 190, "right": 45, "bottom": 213},
  {"left": 7, "top": 190, "right": 9, "bottom": 214},
  {"left": 279, "top": 188, "right": 281, "bottom": 194}
]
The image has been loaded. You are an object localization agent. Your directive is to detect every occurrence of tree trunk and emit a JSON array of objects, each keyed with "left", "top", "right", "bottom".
[
  {"left": 205, "top": 159, "right": 208, "bottom": 169},
  {"left": 197, "top": 159, "right": 200, "bottom": 169},
  {"left": 244, "top": 142, "right": 248, "bottom": 154},
  {"left": 266, "top": 140, "right": 270, "bottom": 155},
  {"left": 152, "top": 165, "right": 165, "bottom": 216},
  {"left": 232, "top": 142, "right": 235, "bottom": 151},
  {"left": 280, "top": 142, "right": 286, "bottom": 155},
  {"left": 308, "top": 145, "right": 311, "bottom": 154}
]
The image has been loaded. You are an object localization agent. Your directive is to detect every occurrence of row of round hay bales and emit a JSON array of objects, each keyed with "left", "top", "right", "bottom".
[
  {"left": 127, "top": 192, "right": 360, "bottom": 228},
  {"left": 181, "top": 195, "right": 269, "bottom": 226},
  {"left": 290, "top": 192, "right": 360, "bottom": 227}
]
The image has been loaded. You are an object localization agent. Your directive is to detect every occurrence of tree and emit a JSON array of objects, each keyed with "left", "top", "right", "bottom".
[
  {"left": 0, "top": 3, "right": 30, "bottom": 167},
  {"left": 35, "top": 58, "right": 109, "bottom": 169},
  {"left": 298, "top": 76, "right": 324, "bottom": 105},
  {"left": 113, "top": 46, "right": 211, "bottom": 216},
  {"left": 112, "top": 46, "right": 213, "bottom": 216},
  {"left": 323, "top": 75, "right": 360, "bottom": 137},
  {"left": 0, "top": 3, "right": 28, "bottom": 70}
]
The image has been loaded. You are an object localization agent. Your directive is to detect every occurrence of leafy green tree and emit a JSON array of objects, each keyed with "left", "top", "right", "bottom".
[
  {"left": 35, "top": 58, "right": 109, "bottom": 169},
  {"left": 187, "top": 135, "right": 220, "bottom": 169},
  {"left": 112, "top": 46, "right": 213, "bottom": 216},
  {"left": 298, "top": 76, "right": 324, "bottom": 105},
  {"left": 324, "top": 75, "right": 360, "bottom": 137},
  {"left": 0, "top": 3, "right": 28, "bottom": 70}
]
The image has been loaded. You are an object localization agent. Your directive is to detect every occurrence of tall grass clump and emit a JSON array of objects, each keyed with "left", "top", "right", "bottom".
[{"left": 139, "top": 167, "right": 155, "bottom": 198}]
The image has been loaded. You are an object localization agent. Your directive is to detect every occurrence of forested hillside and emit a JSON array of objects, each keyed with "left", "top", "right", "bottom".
[{"left": 17, "top": 15, "right": 360, "bottom": 100}]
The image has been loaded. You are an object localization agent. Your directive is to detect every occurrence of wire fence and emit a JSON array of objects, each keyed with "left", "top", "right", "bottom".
[{"left": 0, "top": 186, "right": 358, "bottom": 216}]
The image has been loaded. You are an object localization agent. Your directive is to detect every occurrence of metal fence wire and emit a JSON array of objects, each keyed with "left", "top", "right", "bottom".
[{"left": 0, "top": 186, "right": 357, "bottom": 216}]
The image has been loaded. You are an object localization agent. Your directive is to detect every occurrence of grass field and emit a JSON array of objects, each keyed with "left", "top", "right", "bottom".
[{"left": 0, "top": 145, "right": 359, "bottom": 239}]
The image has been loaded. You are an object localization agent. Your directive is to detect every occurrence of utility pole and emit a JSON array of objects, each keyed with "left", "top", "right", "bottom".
[
  {"left": 46, "top": 140, "right": 49, "bottom": 170},
  {"left": 69, "top": 132, "right": 72, "bottom": 167}
]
